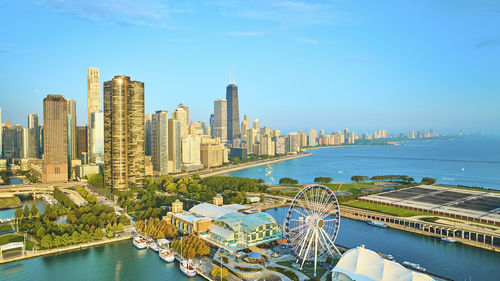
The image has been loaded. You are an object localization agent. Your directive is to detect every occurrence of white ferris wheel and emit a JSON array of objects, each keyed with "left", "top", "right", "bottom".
[{"left": 283, "top": 184, "right": 342, "bottom": 276}]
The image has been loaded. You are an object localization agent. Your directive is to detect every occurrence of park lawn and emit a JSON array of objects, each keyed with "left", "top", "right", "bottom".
[
  {"left": 324, "top": 182, "right": 376, "bottom": 195},
  {"left": 0, "top": 196, "right": 22, "bottom": 209},
  {"left": 342, "top": 200, "right": 435, "bottom": 217},
  {"left": 0, "top": 234, "right": 35, "bottom": 250},
  {"left": 0, "top": 224, "right": 14, "bottom": 232}
]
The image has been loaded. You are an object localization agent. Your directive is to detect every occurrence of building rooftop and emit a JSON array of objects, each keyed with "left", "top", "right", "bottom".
[
  {"left": 216, "top": 212, "right": 277, "bottom": 233},
  {"left": 189, "top": 203, "right": 232, "bottom": 219},
  {"left": 333, "top": 246, "right": 436, "bottom": 281}
]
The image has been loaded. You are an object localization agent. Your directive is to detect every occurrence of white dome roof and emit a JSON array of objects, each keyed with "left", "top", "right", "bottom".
[{"left": 332, "top": 246, "right": 436, "bottom": 281}]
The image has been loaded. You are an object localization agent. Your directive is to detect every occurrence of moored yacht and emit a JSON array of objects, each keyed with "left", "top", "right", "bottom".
[
  {"left": 133, "top": 236, "right": 147, "bottom": 249},
  {"left": 180, "top": 259, "right": 197, "bottom": 277},
  {"left": 159, "top": 249, "right": 175, "bottom": 263},
  {"left": 367, "top": 220, "right": 388, "bottom": 228}
]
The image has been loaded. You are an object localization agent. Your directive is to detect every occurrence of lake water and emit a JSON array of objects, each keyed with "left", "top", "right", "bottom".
[
  {"left": 264, "top": 207, "right": 500, "bottom": 281},
  {"left": 0, "top": 198, "right": 46, "bottom": 220},
  {"left": 224, "top": 136, "right": 500, "bottom": 189}
]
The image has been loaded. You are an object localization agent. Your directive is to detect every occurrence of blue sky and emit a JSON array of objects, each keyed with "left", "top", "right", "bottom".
[{"left": 1, "top": 0, "right": 499, "bottom": 134}]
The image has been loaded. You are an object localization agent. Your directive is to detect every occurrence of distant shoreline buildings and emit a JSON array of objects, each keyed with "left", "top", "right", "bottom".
[{"left": 0, "top": 68, "right": 448, "bottom": 190}]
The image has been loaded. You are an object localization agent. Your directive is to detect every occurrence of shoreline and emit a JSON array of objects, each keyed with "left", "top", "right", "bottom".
[
  {"left": 0, "top": 234, "right": 131, "bottom": 265},
  {"left": 176, "top": 152, "right": 312, "bottom": 178}
]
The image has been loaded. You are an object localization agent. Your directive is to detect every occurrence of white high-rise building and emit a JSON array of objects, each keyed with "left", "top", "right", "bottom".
[
  {"left": 182, "top": 136, "right": 202, "bottom": 171},
  {"left": 213, "top": 99, "right": 227, "bottom": 142},
  {"left": 168, "top": 119, "right": 181, "bottom": 173},
  {"left": 87, "top": 68, "right": 101, "bottom": 126},
  {"left": 87, "top": 68, "right": 100, "bottom": 161},
  {"left": 89, "top": 111, "right": 104, "bottom": 163},
  {"left": 172, "top": 107, "right": 188, "bottom": 139},
  {"left": 152, "top": 110, "right": 169, "bottom": 174},
  {"left": 253, "top": 118, "right": 260, "bottom": 130},
  {"left": 275, "top": 136, "right": 285, "bottom": 155},
  {"left": 308, "top": 129, "right": 318, "bottom": 146}
]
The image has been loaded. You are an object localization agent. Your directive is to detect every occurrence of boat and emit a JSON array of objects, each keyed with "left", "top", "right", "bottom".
[
  {"left": 367, "top": 220, "right": 388, "bottom": 228},
  {"left": 132, "top": 236, "right": 147, "bottom": 249},
  {"left": 387, "top": 254, "right": 394, "bottom": 261},
  {"left": 149, "top": 242, "right": 161, "bottom": 252},
  {"left": 180, "top": 259, "right": 197, "bottom": 277},
  {"left": 441, "top": 237, "right": 456, "bottom": 243},
  {"left": 159, "top": 249, "right": 175, "bottom": 263},
  {"left": 402, "top": 261, "right": 426, "bottom": 271},
  {"left": 179, "top": 236, "right": 196, "bottom": 277}
]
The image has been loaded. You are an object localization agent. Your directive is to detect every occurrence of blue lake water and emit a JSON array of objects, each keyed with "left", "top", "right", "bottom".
[
  {"left": 224, "top": 136, "right": 500, "bottom": 189},
  {"left": 265, "top": 207, "right": 500, "bottom": 281}
]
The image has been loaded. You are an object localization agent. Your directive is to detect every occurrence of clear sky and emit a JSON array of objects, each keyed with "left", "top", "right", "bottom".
[{"left": 1, "top": 0, "right": 499, "bottom": 135}]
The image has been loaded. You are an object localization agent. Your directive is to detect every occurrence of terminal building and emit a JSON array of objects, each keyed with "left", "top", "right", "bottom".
[{"left": 165, "top": 195, "right": 281, "bottom": 250}]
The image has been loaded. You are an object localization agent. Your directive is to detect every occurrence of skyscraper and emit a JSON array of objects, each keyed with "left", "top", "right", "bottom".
[
  {"left": 151, "top": 110, "right": 169, "bottom": 174},
  {"left": 87, "top": 68, "right": 100, "bottom": 125},
  {"left": 213, "top": 99, "right": 227, "bottom": 142},
  {"left": 172, "top": 107, "right": 188, "bottom": 138},
  {"left": 168, "top": 118, "right": 181, "bottom": 173},
  {"left": 209, "top": 114, "right": 214, "bottom": 138},
  {"left": 2, "top": 122, "right": 16, "bottom": 161},
  {"left": 226, "top": 82, "right": 240, "bottom": 141},
  {"left": 145, "top": 113, "right": 152, "bottom": 156},
  {"left": 253, "top": 118, "right": 260, "bottom": 130},
  {"left": 103, "top": 75, "right": 145, "bottom": 191},
  {"left": 89, "top": 111, "right": 104, "bottom": 163},
  {"left": 66, "top": 99, "right": 77, "bottom": 160},
  {"left": 77, "top": 126, "right": 87, "bottom": 160},
  {"left": 240, "top": 115, "right": 249, "bottom": 139},
  {"left": 177, "top": 104, "right": 189, "bottom": 125},
  {"left": 28, "top": 113, "right": 40, "bottom": 158},
  {"left": 43, "top": 95, "right": 68, "bottom": 182}
]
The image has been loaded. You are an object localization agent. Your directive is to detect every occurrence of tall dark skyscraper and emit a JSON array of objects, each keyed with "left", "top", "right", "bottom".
[{"left": 226, "top": 83, "right": 240, "bottom": 141}]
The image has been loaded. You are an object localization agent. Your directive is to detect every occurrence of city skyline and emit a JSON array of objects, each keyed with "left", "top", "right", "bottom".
[{"left": 1, "top": 1, "right": 499, "bottom": 134}]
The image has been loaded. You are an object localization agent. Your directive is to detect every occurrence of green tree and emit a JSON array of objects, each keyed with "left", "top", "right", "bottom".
[
  {"left": 41, "top": 234, "right": 53, "bottom": 249},
  {"left": 314, "top": 177, "right": 333, "bottom": 184},
  {"left": 14, "top": 208, "right": 23, "bottom": 219},
  {"left": 279, "top": 177, "right": 298, "bottom": 185},
  {"left": 210, "top": 265, "right": 228, "bottom": 278},
  {"left": 23, "top": 205, "right": 30, "bottom": 218},
  {"left": 94, "top": 228, "right": 105, "bottom": 240},
  {"left": 421, "top": 177, "right": 436, "bottom": 185}
]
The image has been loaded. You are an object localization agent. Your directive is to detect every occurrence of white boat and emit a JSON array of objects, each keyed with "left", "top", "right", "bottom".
[
  {"left": 180, "top": 259, "right": 197, "bottom": 277},
  {"left": 179, "top": 236, "right": 196, "bottom": 277},
  {"left": 132, "top": 236, "right": 147, "bottom": 249},
  {"left": 149, "top": 242, "right": 161, "bottom": 252},
  {"left": 402, "top": 261, "right": 426, "bottom": 271},
  {"left": 159, "top": 249, "right": 175, "bottom": 263},
  {"left": 367, "top": 220, "right": 388, "bottom": 228},
  {"left": 387, "top": 254, "right": 394, "bottom": 261},
  {"left": 441, "top": 237, "right": 456, "bottom": 243}
]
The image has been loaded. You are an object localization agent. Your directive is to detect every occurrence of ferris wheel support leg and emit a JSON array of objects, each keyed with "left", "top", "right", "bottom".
[
  {"left": 320, "top": 228, "right": 343, "bottom": 256},
  {"left": 301, "top": 229, "right": 315, "bottom": 270},
  {"left": 314, "top": 230, "right": 319, "bottom": 276}
]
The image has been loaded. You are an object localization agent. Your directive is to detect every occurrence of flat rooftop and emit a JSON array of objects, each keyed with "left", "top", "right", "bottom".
[{"left": 360, "top": 185, "right": 500, "bottom": 224}]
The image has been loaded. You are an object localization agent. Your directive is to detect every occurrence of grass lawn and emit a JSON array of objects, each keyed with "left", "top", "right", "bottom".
[
  {"left": 0, "top": 224, "right": 14, "bottom": 232},
  {"left": 0, "top": 234, "right": 35, "bottom": 250},
  {"left": 0, "top": 197, "right": 22, "bottom": 209},
  {"left": 324, "top": 182, "right": 377, "bottom": 195},
  {"left": 342, "top": 200, "right": 435, "bottom": 217}
]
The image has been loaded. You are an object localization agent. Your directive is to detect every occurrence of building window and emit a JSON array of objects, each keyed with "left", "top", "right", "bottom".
[{"left": 55, "top": 167, "right": 60, "bottom": 174}]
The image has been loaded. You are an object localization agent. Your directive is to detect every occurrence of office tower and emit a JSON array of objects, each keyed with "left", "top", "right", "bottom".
[
  {"left": 298, "top": 131, "right": 307, "bottom": 147},
  {"left": 87, "top": 67, "right": 100, "bottom": 129},
  {"left": 177, "top": 104, "right": 189, "bottom": 125},
  {"left": 168, "top": 119, "right": 181, "bottom": 173},
  {"left": 89, "top": 111, "right": 104, "bottom": 163},
  {"left": 260, "top": 134, "right": 273, "bottom": 156},
  {"left": 344, "top": 128, "right": 349, "bottom": 143},
  {"left": 66, "top": 99, "right": 77, "bottom": 160},
  {"left": 308, "top": 129, "right": 318, "bottom": 146},
  {"left": 103, "top": 75, "right": 145, "bottom": 191},
  {"left": 286, "top": 132, "right": 299, "bottom": 154},
  {"left": 43, "top": 95, "right": 68, "bottom": 182},
  {"left": 189, "top": 122, "right": 204, "bottom": 137},
  {"left": 182, "top": 136, "right": 202, "bottom": 171},
  {"left": 27, "top": 114, "right": 40, "bottom": 158},
  {"left": 213, "top": 99, "right": 227, "bottom": 142},
  {"left": 319, "top": 129, "right": 325, "bottom": 136},
  {"left": 38, "top": 125, "right": 44, "bottom": 158},
  {"left": 14, "top": 124, "right": 23, "bottom": 159},
  {"left": 77, "top": 126, "right": 87, "bottom": 160},
  {"left": 172, "top": 107, "right": 188, "bottom": 138},
  {"left": 271, "top": 129, "right": 280, "bottom": 138},
  {"left": 0, "top": 107, "right": 2, "bottom": 158},
  {"left": 24, "top": 128, "right": 38, "bottom": 159},
  {"left": 253, "top": 118, "right": 260, "bottom": 130},
  {"left": 240, "top": 115, "right": 249, "bottom": 139},
  {"left": 275, "top": 136, "right": 285, "bottom": 155},
  {"left": 200, "top": 142, "right": 224, "bottom": 168},
  {"left": 226, "top": 82, "right": 240, "bottom": 141},
  {"left": 246, "top": 128, "right": 257, "bottom": 154},
  {"left": 2, "top": 122, "right": 16, "bottom": 161},
  {"left": 145, "top": 113, "right": 152, "bottom": 156},
  {"left": 209, "top": 114, "right": 214, "bottom": 138},
  {"left": 151, "top": 110, "right": 169, "bottom": 174}
]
